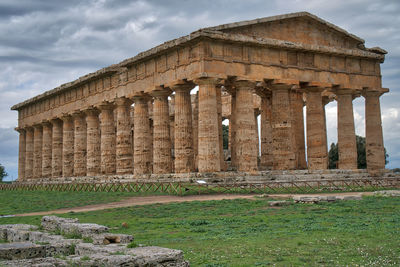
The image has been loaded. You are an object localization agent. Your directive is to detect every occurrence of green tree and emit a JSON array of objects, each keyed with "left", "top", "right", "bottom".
[
  {"left": 0, "top": 163, "right": 7, "bottom": 182},
  {"left": 328, "top": 135, "right": 388, "bottom": 169},
  {"left": 222, "top": 124, "right": 229, "bottom": 150}
]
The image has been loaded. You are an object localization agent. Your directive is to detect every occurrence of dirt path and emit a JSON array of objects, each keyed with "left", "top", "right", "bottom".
[{"left": 14, "top": 192, "right": 374, "bottom": 217}]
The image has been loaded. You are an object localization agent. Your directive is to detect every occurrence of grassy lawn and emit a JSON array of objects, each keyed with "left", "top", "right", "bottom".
[
  {"left": 1, "top": 195, "right": 399, "bottom": 266},
  {"left": 0, "top": 190, "right": 165, "bottom": 215}
]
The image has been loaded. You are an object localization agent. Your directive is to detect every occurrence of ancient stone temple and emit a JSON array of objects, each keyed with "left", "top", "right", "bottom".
[{"left": 12, "top": 12, "right": 388, "bottom": 181}]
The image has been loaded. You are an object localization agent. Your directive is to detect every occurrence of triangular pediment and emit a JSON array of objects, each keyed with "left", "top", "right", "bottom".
[{"left": 205, "top": 12, "right": 365, "bottom": 50}]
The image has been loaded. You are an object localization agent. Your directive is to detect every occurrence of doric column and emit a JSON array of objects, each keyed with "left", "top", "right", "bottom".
[
  {"left": 115, "top": 97, "right": 133, "bottom": 174},
  {"left": 336, "top": 89, "right": 357, "bottom": 169},
  {"left": 98, "top": 102, "right": 116, "bottom": 175},
  {"left": 191, "top": 93, "right": 199, "bottom": 171},
  {"left": 25, "top": 127, "right": 34, "bottom": 179},
  {"left": 229, "top": 90, "right": 237, "bottom": 167},
  {"left": 260, "top": 93, "right": 273, "bottom": 169},
  {"left": 172, "top": 82, "right": 195, "bottom": 173},
  {"left": 41, "top": 121, "right": 53, "bottom": 178},
  {"left": 254, "top": 110, "right": 260, "bottom": 157},
  {"left": 51, "top": 118, "right": 63, "bottom": 178},
  {"left": 364, "top": 90, "right": 386, "bottom": 170},
  {"left": 33, "top": 124, "right": 43, "bottom": 178},
  {"left": 291, "top": 90, "right": 307, "bottom": 169},
  {"left": 305, "top": 84, "right": 329, "bottom": 170},
  {"left": 270, "top": 80, "right": 297, "bottom": 170},
  {"left": 195, "top": 78, "right": 221, "bottom": 172},
  {"left": 85, "top": 108, "right": 100, "bottom": 176},
  {"left": 16, "top": 128, "right": 26, "bottom": 180},
  {"left": 234, "top": 80, "right": 258, "bottom": 172},
  {"left": 152, "top": 89, "right": 172, "bottom": 174},
  {"left": 61, "top": 115, "right": 74, "bottom": 177},
  {"left": 73, "top": 111, "right": 87, "bottom": 176},
  {"left": 217, "top": 87, "right": 226, "bottom": 171},
  {"left": 133, "top": 94, "right": 152, "bottom": 175}
]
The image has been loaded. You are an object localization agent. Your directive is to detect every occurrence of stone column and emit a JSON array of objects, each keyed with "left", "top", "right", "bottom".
[
  {"left": 364, "top": 90, "right": 386, "bottom": 170},
  {"left": 33, "top": 124, "right": 43, "bottom": 178},
  {"left": 173, "top": 82, "right": 195, "bottom": 173},
  {"left": 191, "top": 93, "right": 199, "bottom": 171},
  {"left": 152, "top": 89, "right": 172, "bottom": 174},
  {"left": 270, "top": 82, "right": 297, "bottom": 170},
  {"left": 260, "top": 94, "right": 273, "bottom": 169},
  {"left": 25, "top": 127, "right": 34, "bottom": 179},
  {"left": 196, "top": 78, "right": 221, "bottom": 172},
  {"left": 133, "top": 94, "right": 152, "bottom": 175},
  {"left": 99, "top": 102, "right": 116, "bottom": 175},
  {"left": 41, "top": 121, "right": 53, "bottom": 178},
  {"left": 230, "top": 91, "right": 237, "bottom": 168},
  {"left": 254, "top": 110, "right": 260, "bottom": 157},
  {"left": 234, "top": 80, "right": 258, "bottom": 172},
  {"left": 336, "top": 90, "right": 357, "bottom": 169},
  {"left": 217, "top": 87, "right": 226, "bottom": 170},
  {"left": 291, "top": 91, "right": 307, "bottom": 169},
  {"left": 115, "top": 97, "right": 133, "bottom": 174},
  {"left": 61, "top": 115, "right": 74, "bottom": 177},
  {"left": 73, "top": 111, "right": 87, "bottom": 176},
  {"left": 306, "top": 87, "right": 328, "bottom": 170},
  {"left": 51, "top": 118, "right": 63, "bottom": 178},
  {"left": 16, "top": 128, "right": 26, "bottom": 180},
  {"left": 85, "top": 108, "right": 100, "bottom": 176}
]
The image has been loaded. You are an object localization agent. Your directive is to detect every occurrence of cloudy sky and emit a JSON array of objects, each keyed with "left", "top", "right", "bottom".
[{"left": 1, "top": 0, "right": 399, "bottom": 180}]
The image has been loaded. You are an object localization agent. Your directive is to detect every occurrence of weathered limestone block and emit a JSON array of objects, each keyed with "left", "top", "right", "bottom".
[
  {"left": 0, "top": 224, "right": 38, "bottom": 240},
  {"left": 60, "top": 223, "right": 109, "bottom": 236},
  {"left": 173, "top": 83, "right": 195, "bottom": 173},
  {"left": 41, "top": 216, "right": 79, "bottom": 232},
  {"left": 41, "top": 121, "right": 52, "bottom": 178},
  {"left": 33, "top": 124, "right": 43, "bottom": 178},
  {"left": 6, "top": 229, "right": 30, "bottom": 242},
  {"left": 234, "top": 80, "right": 258, "bottom": 172},
  {"left": 16, "top": 128, "right": 26, "bottom": 180},
  {"left": 1, "top": 257, "right": 66, "bottom": 266},
  {"left": 50, "top": 119, "right": 63, "bottom": 177},
  {"left": 0, "top": 242, "right": 45, "bottom": 260},
  {"left": 24, "top": 127, "right": 34, "bottom": 179},
  {"left": 85, "top": 108, "right": 101, "bottom": 176},
  {"left": 115, "top": 97, "right": 133, "bottom": 174},
  {"left": 260, "top": 94, "right": 273, "bottom": 169},
  {"left": 61, "top": 115, "right": 74, "bottom": 177},
  {"left": 268, "top": 200, "right": 291, "bottom": 207},
  {"left": 73, "top": 111, "right": 87, "bottom": 176},
  {"left": 99, "top": 102, "right": 116, "bottom": 175},
  {"left": 337, "top": 90, "right": 357, "bottom": 169},
  {"left": 152, "top": 90, "right": 172, "bottom": 174},
  {"left": 197, "top": 78, "right": 221, "bottom": 172},
  {"left": 91, "top": 233, "right": 134, "bottom": 245},
  {"left": 133, "top": 95, "right": 152, "bottom": 175}
]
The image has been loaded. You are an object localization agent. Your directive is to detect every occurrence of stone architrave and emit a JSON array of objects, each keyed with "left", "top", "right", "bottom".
[
  {"left": 61, "top": 115, "right": 74, "bottom": 177},
  {"left": 196, "top": 78, "right": 221, "bottom": 172},
  {"left": 336, "top": 89, "right": 357, "bottom": 169},
  {"left": 50, "top": 118, "right": 63, "bottom": 178},
  {"left": 152, "top": 89, "right": 172, "bottom": 174},
  {"left": 99, "top": 102, "right": 116, "bottom": 175},
  {"left": 172, "top": 82, "right": 195, "bottom": 173},
  {"left": 85, "top": 108, "right": 101, "bottom": 176},
  {"left": 16, "top": 128, "right": 26, "bottom": 180},
  {"left": 41, "top": 121, "right": 53, "bottom": 178},
  {"left": 133, "top": 94, "right": 152, "bottom": 175},
  {"left": 24, "top": 127, "right": 34, "bottom": 179},
  {"left": 33, "top": 124, "right": 43, "bottom": 178},
  {"left": 73, "top": 112, "right": 87, "bottom": 176},
  {"left": 115, "top": 97, "right": 133, "bottom": 174},
  {"left": 364, "top": 90, "right": 386, "bottom": 170},
  {"left": 234, "top": 80, "right": 258, "bottom": 172}
]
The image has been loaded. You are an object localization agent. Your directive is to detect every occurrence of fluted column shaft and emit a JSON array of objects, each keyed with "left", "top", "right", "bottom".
[
  {"left": 271, "top": 85, "right": 296, "bottom": 170},
  {"left": 25, "top": 127, "right": 34, "bottom": 179},
  {"left": 152, "top": 91, "right": 172, "bottom": 174},
  {"left": 17, "top": 128, "right": 26, "bottom": 180},
  {"left": 192, "top": 93, "right": 199, "bottom": 171},
  {"left": 234, "top": 81, "right": 258, "bottom": 172},
  {"left": 197, "top": 79, "right": 221, "bottom": 172},
  {"left": 230, "top": 92, "right": 237, "bottom": 167},
  {"left": 62, "top": 116, "right": 74, "bottom": 177},
  {"left": 115, "top": 97, "right": 133, "bottom": 174},
  {"left": 364, "top": 91, "right": 385, "bottom": 170},
  {"left": 216, "top": 87, "right": 226, "bottom": 171},
  {"left": 133, "top": 95, "right": 152, "bottom": 175},
  {"left": 73, "top": 112, "right": 87, "bottom": 176},
  {"left": 51, "top": 119, "right": 63, "bottom": 177},
  {"left": 41, "top": 122, "right": 53, "bottom": 178},
  {"left": 86, "top": 109, "right": 100, "bottom": 176},
  {"left": 337, "top": 91, "right": 357, "bottom": 169},
  {"left": 173, "top": 85, "right": 195, "bottom": 173},
  {"left": 99, "top": 103, "right": 116, "bottom": 174},
  {"left": 306, "top": 88, "right": 328, "bottom": 170},
  {"left": 260, "top": 95, "right": 273, "bottom": 169},
  {"left": 33, "top": 125, "right": 43, "bottom": 178},
  {"left": 291, "top": 91, "right": 307, "bottom": 169}
]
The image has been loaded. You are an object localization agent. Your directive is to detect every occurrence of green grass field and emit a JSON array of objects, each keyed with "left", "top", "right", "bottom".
[{"left": 0, "top": 191, "right": 399, "bottom": 266}]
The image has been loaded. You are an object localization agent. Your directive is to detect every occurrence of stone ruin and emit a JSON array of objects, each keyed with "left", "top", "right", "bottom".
[{"left": 0, "top": 216, "right": 189, "bottom": 266}]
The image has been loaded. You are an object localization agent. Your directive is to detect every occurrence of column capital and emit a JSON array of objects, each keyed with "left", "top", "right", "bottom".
[
  {"left": 193, "top": 77, "right": 222, "bottom": 86},
  {"left": 151, "top": 86, "right": 172, "bottom": 99},
  {"left": 60, "top": 114, "right": 73, "bottom": 122},
  {"left": 72, "top": 110, "right": 85, "bottom": 118},
  {"left": 85, "top": 107, "right": 100, "bottom": 117},
  {"left": 32, "top": 123, "right": 43, "bottom": 130},
  {"left": 362, "top": 88, "right": 389, "bottom": 98},
  {"left": 169, "top": 80, "right": 195, "bottom": 92},
  {"left": 15, "top": 127, "right": 25, "bottom": 133},
  {"left": 301, "top": 81, "right": 332, "bottom": 92},
  {"left": 114, "top": 97, "right": 133, "bottom": 107},
  {"left": 132, "top": 92, "right": 151, "bottom": 103},
  {"left": 97, "top": 101, "right": 115, "bottom": 111},
  {"left": 41, "top": 120, "right": 52, "bottom": 128},
  {"left": 50, "top": 118, "right": 63, "bottom": 125},
  {"left": 233, "top": 79, "right": 257, "bottom": 90},
  {"left": 267, "top": 79, "right": 299, "bottom": 90}
]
